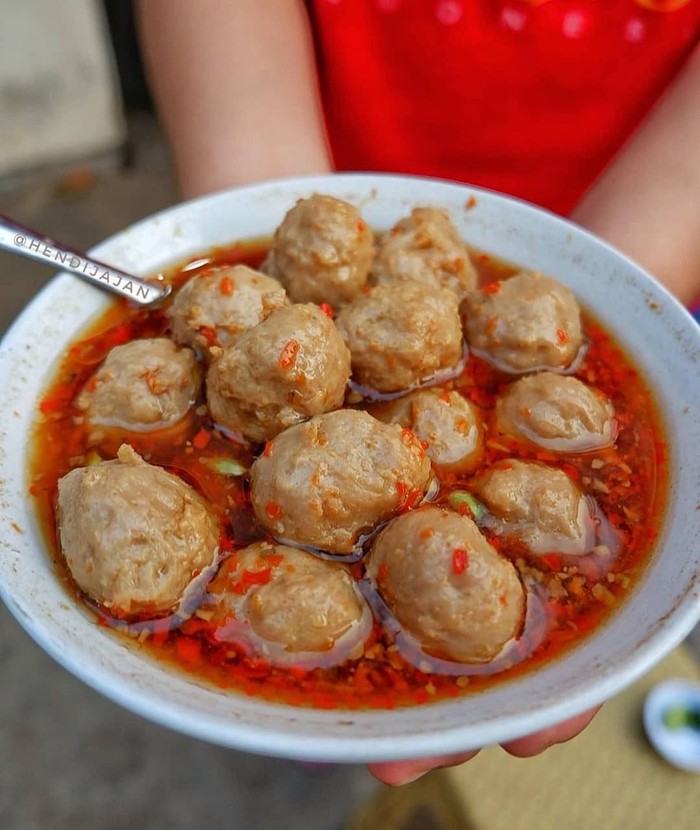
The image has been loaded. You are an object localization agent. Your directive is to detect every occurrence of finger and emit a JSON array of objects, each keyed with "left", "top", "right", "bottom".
[
  {"left": 501, "top": 705, "right": 601, "bottom": 757},
  {"left": 367, "top": 749, "right": 480, "bottom": 787}
]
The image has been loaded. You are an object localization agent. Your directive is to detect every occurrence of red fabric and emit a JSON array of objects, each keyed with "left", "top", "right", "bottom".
[{"left": 309, "top": 0, "right": 700, "bottom": 214}]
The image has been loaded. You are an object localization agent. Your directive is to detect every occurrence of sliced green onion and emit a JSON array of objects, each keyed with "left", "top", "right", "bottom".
[
  {"left": 200, "top": 457, "right": 247, "bottom": 476},
  {"left": 447, "top": 490, "right": 485, "bottom": 522},
  {"left": 663, "top": 706, "right": 700, "bottom": 732},
  {"left": 85, "top": 450, "right": 103, "bottom": 466}
]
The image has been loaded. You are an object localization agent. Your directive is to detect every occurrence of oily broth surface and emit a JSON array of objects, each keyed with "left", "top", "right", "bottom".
[{"left": 28, "top": 238, "right": 667, "bottom": 710}]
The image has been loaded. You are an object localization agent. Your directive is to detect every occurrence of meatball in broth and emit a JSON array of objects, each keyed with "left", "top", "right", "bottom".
[
  {"left": 496, "top": 372, "right": 615, "bottom": 452},
  {"left": 250, "top": 409, "right": 432, "bottom": 554},
  {"left": 77, "top": 337, "right": 200, "bottom": 433},
  {"left": 372, "top": 207, "right": 477, "bottom": 301},
  {"left": 167, "top": 264, "right": 287, "bottom": 357},
  {"left": 463, "top": 271, "right": 582, "bottom": 372},
  {"left": 380, "top": 388, "right": 483, "bottom": 473},
  {"left": 335, "top": 280, "right": 464, "bottom": 393},
  {"left": 264, "top": 194, "right": 374, "bottom": 307},
  {"left": 475, "top": 460, "right": 594, "bottom": 556},
  {"left": 206, "top": 303, "right": 351, "bottom": 442},
  {"left": 56, "top": 444, "right": 219, "bottom": 616},
  {"left": 367, "top": 508, "right": 525, "bottom": 664},
  {"left": 214, "top": 542, "right": 371, "bottom": 667}
]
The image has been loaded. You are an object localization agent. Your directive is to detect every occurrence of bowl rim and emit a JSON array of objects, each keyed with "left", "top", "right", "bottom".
[{"left": 1, "top": 172, "right": 699, "bottom": 762}]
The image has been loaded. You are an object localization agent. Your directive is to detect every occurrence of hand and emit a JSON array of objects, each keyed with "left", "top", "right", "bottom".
[{"left": 366, "top": 706, "right": 601, "bottom": 786}]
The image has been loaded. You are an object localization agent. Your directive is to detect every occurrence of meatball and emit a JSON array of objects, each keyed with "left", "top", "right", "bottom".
[
  {"left": 463, "top": 271, "right": 583, "bottom": 372},
  {"left": 56, "top": 444, "right": 219, "bottom": 615},
  {"left": 372, "top": 207, "right": 477, "bottom": 301},
  {"left": 76, "top": 337, "right": 200, "bottom": 432},
  {"left": 265, "top": 194, "right": 374, "bottom": 307},
  {"left": 475, "top": 460, "right": 594, "bottom": 556},
  {"left": 206, "top": 303, "right": 351, "bottom": 442},
  {"left": 335, "top": 280, "right": 464, "bottom": 393},
  {"left": 250, "top": 409, "right": 433, "bottom": 554},
  {"left": 167, "top": 264, "right": 287, "bottom": 356},
  {"left": 380, "top": 388, "right": 483, "bottom": 472},
  {"left": 496, "top": 372, "right": 615, "bottom": 452},
  {"left": 214, "top": 542, "right": 371, "bottom": 665},
  {"left": 367, "top": 507, "right": 525, "bottom": 663}
]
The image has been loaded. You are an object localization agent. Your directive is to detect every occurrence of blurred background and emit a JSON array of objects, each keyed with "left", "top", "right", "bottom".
[{"left": 0, "top": 2, "right": 698, "bottom": 828}]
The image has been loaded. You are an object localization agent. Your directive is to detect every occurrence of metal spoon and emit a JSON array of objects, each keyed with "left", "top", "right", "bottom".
[{"left": 0, "top": 213, "right": 170, "bottom": 306}]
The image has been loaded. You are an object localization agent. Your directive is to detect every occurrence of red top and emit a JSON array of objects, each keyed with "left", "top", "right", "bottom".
[{"left": 309, "top": 0, "right": 700, "bottom": 214}]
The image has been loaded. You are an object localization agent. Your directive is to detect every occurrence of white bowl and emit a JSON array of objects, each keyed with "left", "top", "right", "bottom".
[
  {"left": 1, "top": 174, "right": 699, "bottom": 762},
  {"left": 644, "top": 680, "right": 700, "bottom": 772}
]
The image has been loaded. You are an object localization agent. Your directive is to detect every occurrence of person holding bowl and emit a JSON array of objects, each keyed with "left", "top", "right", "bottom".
[{"left": 136, "top": 0, "right": 700, "bottom": 783}]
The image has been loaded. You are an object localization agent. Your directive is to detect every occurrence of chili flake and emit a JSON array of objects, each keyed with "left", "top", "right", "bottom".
[
  {"left": 454, "top": 417, "right": 470, "bottom": 434},
  {"left": 219, "top": 276, "right": 234, "bottom": 296},
  {"left": 541, "top": 554, "right": 562, "bottom": 571},
  {"left": 265, "top": 501, "right": 282, "bottom": 520},
  {"left": 219, "top": 533, "right": 236, "bottom": 553},
  {"left": 400, "top": 427, "right": 416, "bottom": 445},
  {"left": 192, "top": 428, "right": 211, "bottom": 450},
  {"left": 319, "top": 302, "right": 334, "bottom": 318},
  {"left": 279, "top": 339, "right": 300, "bottom": 369},
  {"left": 231, "top": 567, "right": 273, "bottom": 595},
  {"left": 452, "top": 548, "right": 469, "bottom": 575},
  {"left": 39, "top": 395, "right": 70, "bottom": 414},
  {"left": 175, "top": 637, "right": 202, "bottom": 663},
  {"left": 396, "top": 481, "right": 422, "bottom": 512},
  {"left": 106, "top": 323, "right": 131, "bottom": 346},
  {"left": 200, "top": 326, "right": 218, "bottom": 347},
  {"left": 405, "top": 490, "right": 422, "bottom": 510}
]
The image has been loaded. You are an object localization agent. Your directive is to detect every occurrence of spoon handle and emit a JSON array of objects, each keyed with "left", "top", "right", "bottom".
[{"left": 0, "top": 213, "right": 170, "bottom": 306}]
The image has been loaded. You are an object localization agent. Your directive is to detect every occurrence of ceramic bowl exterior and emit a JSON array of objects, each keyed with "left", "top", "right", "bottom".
[{"left": 1, "top": 174, "right": 698, "bottom": 762}]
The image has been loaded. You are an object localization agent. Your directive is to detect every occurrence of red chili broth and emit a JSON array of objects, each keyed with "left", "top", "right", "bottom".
[{"left": 29, "top": 239, "right": 668, "bottom": 710}]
